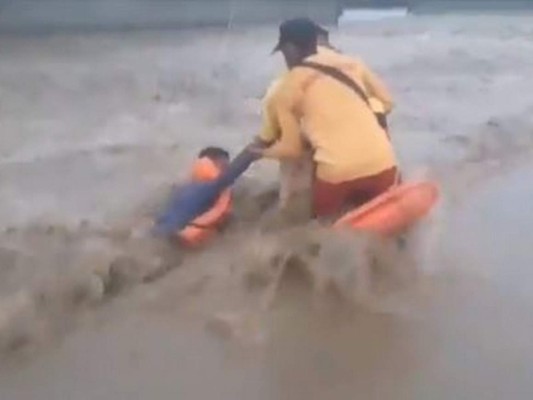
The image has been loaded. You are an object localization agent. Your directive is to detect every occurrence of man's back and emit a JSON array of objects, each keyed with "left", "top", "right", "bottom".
[{"left": 278, "top": 50, "right": 397, "bottom": 183}]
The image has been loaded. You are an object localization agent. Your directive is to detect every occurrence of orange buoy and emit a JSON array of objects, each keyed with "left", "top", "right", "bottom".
[
  {"left": 177, "top": 157, "right": 232, "bottom": 247},
  {"left": 333, "top": 181, "right": 439, "bottom": 235}
]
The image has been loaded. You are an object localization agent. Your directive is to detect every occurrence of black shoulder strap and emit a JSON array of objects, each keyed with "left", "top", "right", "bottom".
[{"left": 299, "top": 61, "right": 370, "bottom": 106}]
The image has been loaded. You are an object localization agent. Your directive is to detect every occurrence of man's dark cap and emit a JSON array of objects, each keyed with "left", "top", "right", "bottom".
[
  {"left": 315, "top": 24, "right": 329, "bottom": 36},
  {"left": 272, "top": 18, "right": 321, "bottom": 54}
]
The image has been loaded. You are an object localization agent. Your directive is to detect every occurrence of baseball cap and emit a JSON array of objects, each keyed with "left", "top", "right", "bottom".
[{"left": 271, "top": 18, "right": 323, "bottom": 54}]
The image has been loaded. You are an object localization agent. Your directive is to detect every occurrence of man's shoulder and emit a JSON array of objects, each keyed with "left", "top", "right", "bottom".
[
  {"left": 313, "top": 49, "right": 363, "bottom": 69},
  {"left": 264, "top": 72, "right": 290, "bottom": 100},
  {"left": 269, "top": 71, "right": 290, "bottom": 87},
  {"left": 317, "top": 46, "right": 338, "bottom": 57},
  {"left": 271, "top": 69, "right": 310, "bottom": 108}
]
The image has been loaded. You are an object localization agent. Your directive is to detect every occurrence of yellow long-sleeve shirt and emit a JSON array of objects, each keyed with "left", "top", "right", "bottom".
[
  {"left": 261, "top": 50, "right": 397, "bottom": 183},
  {"left": 258, "top": 73, "right": 288, "bottom": 144},
  {"left": 258, "top": 46, "right": 392, "bottom": 145}
]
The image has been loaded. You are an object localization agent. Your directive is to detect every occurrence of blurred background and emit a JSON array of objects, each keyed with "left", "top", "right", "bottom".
[{"left": 2, "top": 0, "right": 533, "bottom": 32}]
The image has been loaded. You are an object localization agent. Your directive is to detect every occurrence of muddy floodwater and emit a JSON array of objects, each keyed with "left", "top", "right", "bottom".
[{"left": 1, "top": 15, "right": 533, "bottom": 400}]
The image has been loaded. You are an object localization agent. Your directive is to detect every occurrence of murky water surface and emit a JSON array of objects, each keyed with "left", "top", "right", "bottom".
[{"left": 1, "top": 15, "right": 533, "bottom": 400}]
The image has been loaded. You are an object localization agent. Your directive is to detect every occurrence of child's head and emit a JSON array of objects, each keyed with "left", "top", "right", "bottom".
[
  {"left": 198, "top": 147, "right": 230, "bottom": 170},
  {"left": 191, "top": 147, "right": 230, "bottom": 181}
]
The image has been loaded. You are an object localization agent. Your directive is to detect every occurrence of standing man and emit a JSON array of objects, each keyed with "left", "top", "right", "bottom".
[{"left": 252, "top": 18, "right": 399, "bottom": 219}]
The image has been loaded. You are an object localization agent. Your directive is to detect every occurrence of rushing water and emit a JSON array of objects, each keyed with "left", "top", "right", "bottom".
[{"left": 1, "top": 15, "right": 533, "bottom": 400}]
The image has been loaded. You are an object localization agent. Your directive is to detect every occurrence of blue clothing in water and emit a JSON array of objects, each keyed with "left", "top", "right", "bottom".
[{"left": 153, "top": 149, "right": 257, "bottom": 236}]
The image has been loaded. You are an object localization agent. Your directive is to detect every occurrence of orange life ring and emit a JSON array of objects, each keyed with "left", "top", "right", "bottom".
[
  {"left": 177, "top": 157, "right": 232, "bottom": 247},
  {"left": 333, "top": 181, "right": 439, "bottom": 235}
]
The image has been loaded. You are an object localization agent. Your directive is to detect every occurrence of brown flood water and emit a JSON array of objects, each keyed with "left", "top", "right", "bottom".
[
  {"left": 0, "top": 164, "right": 532, "bottom": 400},
  {"left": 1, "top": 15, "right": 533, "bottom": 400}
]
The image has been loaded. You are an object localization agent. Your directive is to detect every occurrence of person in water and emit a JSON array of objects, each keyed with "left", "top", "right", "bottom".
[
  {"left": 255, "top": 20, "right": 394, "bottom": 221},
  {"left": 251, "top": 18, "right": 399, "bottom": 219},
  {"left": 196, "top": 147, "right": 230, "bottom": 174},
  {"left": 169, "top": 146, "right": 232, "bottom": 247}
]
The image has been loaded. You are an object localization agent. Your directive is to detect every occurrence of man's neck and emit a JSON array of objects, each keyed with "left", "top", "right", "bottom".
[
  {"left": 288, "top": 49, "right": 317, "bottom": 69},
  {"left": 303, "top": 48, "right": 317, "bottom": 59}
]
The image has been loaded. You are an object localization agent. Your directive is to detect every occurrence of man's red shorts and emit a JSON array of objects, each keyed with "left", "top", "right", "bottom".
[{"left": 313, "top": 166, "right": 399, "bottom": 219}]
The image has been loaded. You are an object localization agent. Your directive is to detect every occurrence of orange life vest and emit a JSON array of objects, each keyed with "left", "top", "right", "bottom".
[{"left": 177, "top": 157, "right": 232, "bottom": 247}]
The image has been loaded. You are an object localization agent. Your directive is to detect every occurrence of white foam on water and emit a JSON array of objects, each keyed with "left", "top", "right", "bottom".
[{"left": 339, "top": 7, "right": 408, "bottom": 24}]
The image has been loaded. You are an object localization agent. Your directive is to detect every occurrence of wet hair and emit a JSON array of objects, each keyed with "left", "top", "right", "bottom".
[{"left": 198, "top": 146, "right": 230, "bottom": 161}]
